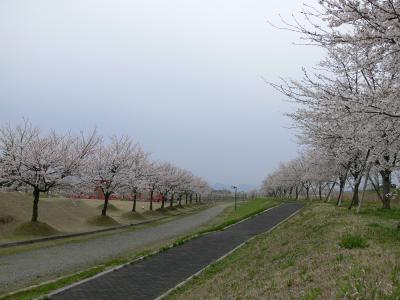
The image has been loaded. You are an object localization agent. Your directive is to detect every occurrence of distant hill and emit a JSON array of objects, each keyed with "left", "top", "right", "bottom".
[{"left": 212, "top": 183, "right": 258, "bottom": 192}]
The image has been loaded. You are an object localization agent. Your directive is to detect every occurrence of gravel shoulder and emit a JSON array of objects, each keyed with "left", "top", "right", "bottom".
[{"left": 0, "top": 203, "right": 229, "bottom": 294}]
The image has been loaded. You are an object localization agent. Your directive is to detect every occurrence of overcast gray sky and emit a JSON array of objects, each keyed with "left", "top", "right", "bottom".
[{"left": 0, "top": 0, "right": 322, "bottom": 188}]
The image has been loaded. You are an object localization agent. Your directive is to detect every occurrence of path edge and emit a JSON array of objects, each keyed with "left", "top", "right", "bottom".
[{"left": 155, "top": 204, "right": 303, "bottom": 300}]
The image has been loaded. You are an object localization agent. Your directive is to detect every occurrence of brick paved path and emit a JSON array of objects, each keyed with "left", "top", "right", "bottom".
[{"left": 50, "top": 203, "right": 302, "bottom": 300}]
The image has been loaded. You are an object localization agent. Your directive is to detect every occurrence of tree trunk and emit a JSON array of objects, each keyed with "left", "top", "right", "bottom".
[
  {"left": 31, "top": 188, "right": 40, "bottom": 222},
  {"left": 178, "top": 195, "right": 182, "bottom": 207},
  {"left": 325, "top": 182, "right": 336, "bottom": 202},
  {"left": 348, "top": 184, "right": 359, "bottom": 209},
  {"left": 337, "top": 176, "right": 346, "bottom": 206},
  {"left": 295, "top": 186, "right": 299, "bottom": 201},
  {"left": 370, "top": 176, "right": 384, "bottom": 202},
  {"left": 380, "top": 169, "right": 392, "bottom": 209},
  {"left": 132, "top": 190, "right": 137, "bottom": 212},
  {"left": 190, "top": 194, "right": 193, "bottom": 203},
  {"left": 350, "top": 150, "right": 371, "bottom": 209},
  {"left": 305, "top": 186, "right": 310, "bottom": 200},
  {"left": 169, "top": 194, "right": 174, "bottom": 208},
  {"left": 318, "top": 184, "right": 322, "bottom": 201},
  {"left": 310, "top": 185, "right": 318, "bottom": 199},
  {"left": 102, "top": 193, "right": 110, "bottom": 216},
  {"left": 357, "top": 164, "right": 372, "bottom": 214},
  {"left": 161, "top": 194, "right": 165, "bottom": 209},
  {"left": 348, "top": 172, "right": 362, "bottom": 209},
  {"left": 150, "top": 189, "right": 153, "bottom": 211}
]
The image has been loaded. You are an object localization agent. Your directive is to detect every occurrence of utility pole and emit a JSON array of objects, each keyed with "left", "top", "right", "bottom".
[{"left": 231, "top": 185, "right": 237, "bottom": 210}]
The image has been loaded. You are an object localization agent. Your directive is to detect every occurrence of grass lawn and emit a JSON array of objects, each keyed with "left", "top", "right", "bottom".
[{"left": 166, "top": 201, "right": 400, "bottom": 300}]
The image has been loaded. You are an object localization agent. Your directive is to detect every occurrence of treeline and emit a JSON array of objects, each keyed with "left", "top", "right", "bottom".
[
  {"left": 0, "top": 120, "right": 210, "bottom": 222},
  {"left": 262, "top": 0, "right": 400, "bottom": 212}
]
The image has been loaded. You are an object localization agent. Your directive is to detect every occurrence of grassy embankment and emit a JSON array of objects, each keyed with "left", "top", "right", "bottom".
[
  {"left": 0, "top": 197, "right": 279, "bottom": 300},
  {"left": 166, "top": 200, "right": 400, "bottom": 300},
  {"left": 0, "top": 191, "right": 198, "bottom": 243}
]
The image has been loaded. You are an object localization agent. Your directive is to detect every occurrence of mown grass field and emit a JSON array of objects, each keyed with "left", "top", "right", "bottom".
[{"left": 166, "top": 201, "right": 400, "bottom": 300}]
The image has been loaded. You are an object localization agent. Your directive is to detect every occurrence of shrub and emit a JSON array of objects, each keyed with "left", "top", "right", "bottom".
[{"left": 339, "top": 234, "right": 369, "bottom": 249}]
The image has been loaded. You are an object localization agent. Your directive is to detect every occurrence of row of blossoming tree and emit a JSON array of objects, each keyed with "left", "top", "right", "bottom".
[
  {"left": 262, "top": 0, "right": 400, "bottom": 212},
  {"left": 0, "top": 120, "right": 210, "bottom": 223}
]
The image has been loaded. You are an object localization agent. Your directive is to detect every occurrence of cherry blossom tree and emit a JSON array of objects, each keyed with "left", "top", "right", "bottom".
[
  {"left": 269, "top": 10, "right": 400, "bottom": 209},
  {"left": 81, "top": 135, "right": 134, "bottom": 217},
  {"left": 0, "top": 120, "right": 211, "bottom": 221},
  {"left": 143, "top": 162, "right": 163, "bottom": 211},
  {"left": 191, "top": 177, "right": 210, "bottom": 203},
  {"left": 0, "top": 120, "right": 98, "bottom": 222},
  {"left": 123, "top": 145, "right": 150, "bottom": 213},
  {"left": 173, "top": 169, "right": 193, "bottom": 207},
  {"left": 156, "top": 163, "right": 184, "bottom": 209}
]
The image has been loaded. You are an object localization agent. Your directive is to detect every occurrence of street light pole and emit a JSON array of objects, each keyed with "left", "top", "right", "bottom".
[{"left": 231, "top": 185, "right": 237, "bottom": 210}]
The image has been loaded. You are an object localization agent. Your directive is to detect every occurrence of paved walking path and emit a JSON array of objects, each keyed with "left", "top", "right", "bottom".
[
  {"left": 0, "top": 204, "right": 228, "bottom": 294},
  {"left": 51, "top": 203, "right": 302, "bottom": 300}
]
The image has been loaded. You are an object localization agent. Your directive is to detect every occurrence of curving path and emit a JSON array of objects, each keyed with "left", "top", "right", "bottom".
[
  {"left": 0, "top": 204, "right": 229, "bottom": 294},
  {"left": 50, "top": 203, "right": 303, "bottom": 300}
]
